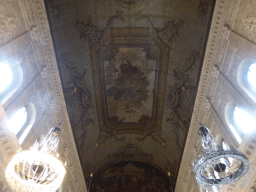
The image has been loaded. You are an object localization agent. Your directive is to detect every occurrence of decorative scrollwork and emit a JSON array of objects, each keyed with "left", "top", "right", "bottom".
[
  {"left": 116, "top": 0, "right": 144, "bottom": 8},
  {"left": 157, "top": 19, "right": 184, "bottom": 45},
  {"left": 97, "top": 132, "right": 111, "bottom": 147},
  {"left": 74, "top": 17, "right": 102, "bottom": 47},
  {"left": 134, "top": 131, "right": 166, "bottom": 146},
  {"left": 242, "top": 17, "right": 256, "bottom": 36},
  {"left": 120, "top": 143, "right": 140, "bottom": 153},
  {"left": 62, "top": 53, "right": 93, "bottom": 151},
  {"left": 149, "top": 132, "right": 166, "bottom": 146},
  {"left": 113, "top": 130, "right": 126, "bottom": 142},
  {"left": 96, "top": 131, "right": 126, "bottom": 147},
  {"left": 165, "top": 51, "right": 198, "bottom": 149},
  {"left": 0, "top": 15, "right": 18, "bottom": 37}
]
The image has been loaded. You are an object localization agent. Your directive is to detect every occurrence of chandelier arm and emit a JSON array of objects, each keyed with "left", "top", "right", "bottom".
[
  {"left": 5, "top": 123, "right": 66, "bottom": 192},
  {"left": 193, "top": 126, "right": 250, "bottom": 189}
]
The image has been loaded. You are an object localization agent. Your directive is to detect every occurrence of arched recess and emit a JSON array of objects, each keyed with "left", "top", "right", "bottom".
[
  {"left": 225, "top": 102, "right": 243, "bottom": 144},
  {"left": 89, "top": 161, "right": 175, "bottom": 192},
  {"left": 0, "top": 59, "right": 23, "bottom": 104},
  {"left": 17, "top": 103, "right": 36, "bottom": 144},
  {"left": 225, "top": 102, "right": 256, "bottom": 144},
  {"left": 237, "top": 59, "right": 256, "bottom": 103},
  {"left": 8, "top": 103, "right": 36, "bottom": 144}
]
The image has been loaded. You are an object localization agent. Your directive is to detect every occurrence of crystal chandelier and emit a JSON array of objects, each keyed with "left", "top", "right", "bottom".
[
  {"left": 193, "top": 126, "right": 249, "bottom": 190},
  {"left": 5, "top": 125, "right": 66, "bottom": 192}
]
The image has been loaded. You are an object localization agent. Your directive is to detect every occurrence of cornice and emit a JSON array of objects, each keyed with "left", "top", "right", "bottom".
[
  {"left": 17, "top": 0, "right": 87, "bottom": 191},
  {"left": 175, "top": 0, "right": 256, "bottom": 191},
  {"left": 175, "top": 0, "right": 228, "bottom": 191}
]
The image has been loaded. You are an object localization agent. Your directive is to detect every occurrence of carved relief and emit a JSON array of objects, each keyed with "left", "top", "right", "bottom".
[
  {"left": 49, "top": 97, "right": 58, "bottom": 109},
  {"left": 30, "top": 26, "right": 41, "bottom": 40},
  {"left": 19, "top": 0, "right": 36, "bottom": 27},
  {"left": 230, "top": 0, "right": 240, "bottom": 25},
  {"left": 215, "top": 84, "right": 225, "bottom": 107},
  {"left": 204, "top": 97, "right": 211, "bottom": 115},
  {"left": 220, "top": 25, "right": 230, "bottom": 40},
  {"left": 212, "top": 65, "right": 219, "bottom": 79},
  {"left": 242, "top": 17, "right": 256, "bottom": 36},
  {"left": 215, "top": 40, "right": 228, "bottom": 64},
  {"left": 41, "top": 65, "right": 49, "bottom": 79},
  {"left": 226, "top": 45, "right": 238, "bottom": 76},
  {"left": 0, "top": 15, "right": 18, "bottom": 37}
]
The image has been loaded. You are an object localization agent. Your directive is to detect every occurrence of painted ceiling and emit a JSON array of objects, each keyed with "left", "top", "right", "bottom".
[{"left": 44, "top": 0, "right": 215, "bottom": 188}]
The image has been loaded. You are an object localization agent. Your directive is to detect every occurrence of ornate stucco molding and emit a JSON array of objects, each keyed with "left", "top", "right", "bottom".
[
  {"left": 174, "top": 0, "right": 256, "bottom": 191},
  {"left": 17, "top": 0, "right": 87, "bottom": 191},
  {"left": 175, "top": 0, "right": 229, "bottom": 191}
]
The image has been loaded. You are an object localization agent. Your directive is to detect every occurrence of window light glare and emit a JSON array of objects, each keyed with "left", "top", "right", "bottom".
[
  {"left": 222, "top": 141, "right": 234, "bottom": 164},
  {"left": 212, "top": 186, "right": 218, "bottom": 192},
  {"left": 247, "top": 63, "right": 256, "bottom": 90},
  {"left": 5, "top": 150, "right": 66, "bottom": 192},
  {"left": 222, "top": 141, "right": 229, "bottom": 150},
  {"left": 234, "top": 106, "right": 256, "bottom": 134},
  {"left": 227, "top": 123, "right": 242, "bottom": 144},
  {"left": 18, "top": 123, "right": 33, "bottom": 144},
  {"left": 0, "top": 63, "right": 13, "bottom": 93},
  {"left": 9, "top": 107, "right": 27, "bottom": 135}
]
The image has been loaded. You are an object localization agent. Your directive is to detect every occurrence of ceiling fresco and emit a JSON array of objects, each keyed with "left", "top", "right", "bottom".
[
  {"left": 44, "top": 0, "right": 215, "bottom": 188},
  {"left": 90, "top": 161, "right": 173, "bottom": 191},
  {"left": 89, "top": 18, "right": 170, "bottom": 135}
]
